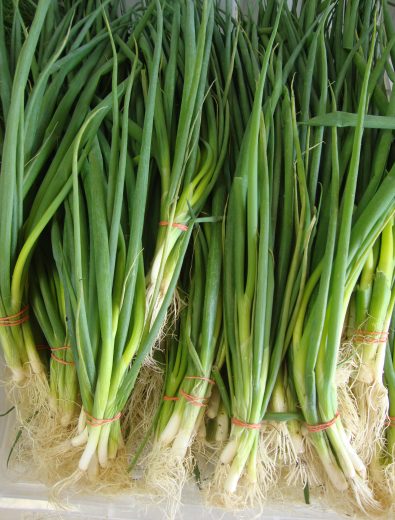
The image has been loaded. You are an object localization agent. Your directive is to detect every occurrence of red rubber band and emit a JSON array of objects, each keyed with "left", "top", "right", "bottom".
[
  {"left": 306, "top": 412, "right": 340, "bottom": 433},
  {"left": 180, "top": 388, "right": 208, "bottom": 408},
  {"left": 50, "top": 352, "right": 74, "bottom": 366},
  {"left": 85, "top": 411, "right": 122, "bottom": 427},
  {"left": 231, "top": 417, "right": 262, "bottom": 430},
  {"left": 0, "top": 305, "right": 29, "bottom": 322},
  {"left": 159, "top": 221, "right": 188, "bottom": 232},
  {"left": 163, "top": 396, "right": 179, "bottom": 401},
  {"left": 0, "top": 306, "right": 30, "bottom": 327},
  {"left": 354, "top": 329, "right": 387, "bottom": 335},
  {"left": 385, "top": 416, "right": 395, "bottom": 428},
  {"left": 184, "top": 375, "right": 215, "bottom": 385},
  {"left": 51, "top": 346, "right": 71, "bottom": 352},
  {"left": 353, "top": 330, "right": 388, "bottom": 344}
]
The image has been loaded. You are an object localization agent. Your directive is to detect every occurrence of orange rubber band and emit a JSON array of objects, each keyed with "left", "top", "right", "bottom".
[
  {"left": 159, "top": 221, "right": 188, "bottom": 232},
  {"left": 184, "top": 375, "right": 215, "bottom": 385},
  {"left": 50, "top": 352, "right": 74, "bottom": 366},
  {"left": 0, "top": 305, "right": 29, "bottom": 327},
  {"left": 163, "top": 396, "right": 179, "bottom": 401},
  {"left": 306, "top": 412, "right": 340, "bottom": 433},
  {"left": 51, "top": 346, "right": 71, "bottom": 351},
  {"left": 353, "top": 330, "right": 388, "bottom": 344},
  {"left": 385, "top": 416, "right": 395, "bottom": 428},
  {"left": 85, "top": 411, "right": 122, "bottom": 427},
  {"left": 180, "top": 388, "right": 208, "bottom": 408},
  {"left": 231, "top": 417, "right": 262, "bottom": 430}
]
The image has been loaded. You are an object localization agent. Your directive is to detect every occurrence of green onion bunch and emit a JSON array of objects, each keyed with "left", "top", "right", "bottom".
[{"left": 153, "top": 188, "right": 224, "bottom": 457}]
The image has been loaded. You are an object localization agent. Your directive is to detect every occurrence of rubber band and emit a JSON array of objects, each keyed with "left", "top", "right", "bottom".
[
  {"left": 163, "top": 377, "right": 214, "bottom": 403},
  {"left": 180, "top": 388, "right": 208, "bottom": 408},
  {"left": 85, "top": 411, "right": 122, "bottom": 427},
  {"left": 159, "top": 221, "right": 188, "bottom": 232},
  {"left": 50, "top": 352, "right": 74, "bottom": 366},
  {"left": 354, "top": 330, "right": 388, "bottom": 338},
  {"left": 231, "top": 417, "right": 262, "bottom": 430},
  {"left": 184, "top": 375, "right": 215, "bottom": 385},
  {"left": 0, "top": 305, "right": 30, "bottom": 327},
  {"left": 353, "top": 330, "right": 388, "bottom": 344},
  {"left": 0, "top": 305, "right": 29, "bottom": 322},
  {"left": 385, "top": 416, "right": 395, "bottom": 428},
  {"left": 37, "top": 345, "right": 71, "bottom": 354},
  {"left": 305, "top": 412, "right": 340, "bottom": 433}
]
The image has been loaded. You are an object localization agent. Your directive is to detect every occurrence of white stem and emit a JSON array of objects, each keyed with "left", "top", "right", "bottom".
[
  {"left": 98, "top": 424, "right": 111, "bottom": 468},
  {"left": 357, "top": 364, "right": 375, "bottom": 384},
  {"left": 197, "top": 418, "right": 206, "bottom": 439},
  {"left": 225, "top": 466, "right": 242, "bottom": 494},
  {"left": 31, "top": 359, "right": 44, "bottom": 374},
  {"left": 79, "top": 427, "right": 101, "bottom": 471},
  {"left": 172, "top": 428, "right": 192, "bottom": 458},
  {"left": 206, "top": 386, "right": 220, "bottom": 419},
  {"left": 220, "top": 438, "right": 237, "bottom": 464},
  {"left": 159, "top": 411, "right": 181, "bottom": 446},
  {"left": 87, "top": 452, "right": 99, "bottom": 481},
  {"left": 289, "top": 429, "right": 304, "bottom": 455},
  {"left": 215, "top": 410, "right": 229, "bottom": 442},
  {"left": 337, "top": 424, "right": 366, "bottom": 477},
  {"left": 77, "top": 408, "right": 86, "bottom": 434},
  {"left": 374, "top": 344, "right": 387, "bottom": 381},
  {"left": 11, "top": 366, "right": 26, "bottom": 383},
  {"left": 322, "top": 455, "right": 349, "bottom": 491},
  {"left": 223, "top": 431, "right": 256, "bottom": 493},
  {"left": 71, "top": 427, "right": 88, "bottom": 447},
  {"left": 326, "top": 426, "right": 356, "bottom": 480}
]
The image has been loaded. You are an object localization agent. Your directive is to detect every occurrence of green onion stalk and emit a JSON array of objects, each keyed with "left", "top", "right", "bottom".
[
  {"left": 30, "top": 246, "right": 77, "bottom": 427},
  {"left": 215, "top": 4, "right": 286, "bottom": 494},
  {"left": 153, "top": 188, "right": 224, "bottom": 459},
  {"left": 205, "top": 338, "right": 229, "bottom": 444}
]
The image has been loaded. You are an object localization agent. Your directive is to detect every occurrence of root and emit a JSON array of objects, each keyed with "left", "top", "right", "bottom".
[
  {"left": 143, "top": 288, "right": 185, "bottom": 368},
  {"left": 352, "top": 380, "right": 388, "bottom": 466},
  {"left": 143, "top": 443, "right": 191, "bottom": 520},
  {"left": 348, "top": 475, "right": 382, "bottom": 516},
  {"left": 144, "top": 287, "right": 186, "bottom": 366},
  {"left": 383, "top": 456, "right": 395, "bottom": 509},
  {"left": 10, "top": 405, "right": 83, "bottom": 485},
  {"left": 206, "top": 461, "right": 267, "bottom": 511},
  {"left": 2, "top": 367, "right": 50, "bottom": 423},
  {"left": 369, "top": 442, "right": 395, "bottom": 511},
  {"left": 288, "top": 435, "right": 325, "bottom": 489},
  {"left": 124, "top": 364, "right": 164, "bottom": 464}
]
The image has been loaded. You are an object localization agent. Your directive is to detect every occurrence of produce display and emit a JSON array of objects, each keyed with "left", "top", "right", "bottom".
[{"left": 0, "top": 0, "right": 394, "bottom": 517}]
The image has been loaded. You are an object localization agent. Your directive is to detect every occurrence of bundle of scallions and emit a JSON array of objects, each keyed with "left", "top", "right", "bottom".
[{"left": 0, "top": 0, "right": 395, "bottom": 517}]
